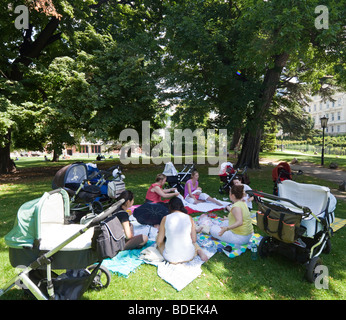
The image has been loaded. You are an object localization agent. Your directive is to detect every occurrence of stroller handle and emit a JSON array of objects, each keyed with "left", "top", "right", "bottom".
[
  {"left": 88, "top": 199, "right": 125, "bottom": 227},
  {"left": 246, "top": 190, "right": 311, "bottom": 215}
]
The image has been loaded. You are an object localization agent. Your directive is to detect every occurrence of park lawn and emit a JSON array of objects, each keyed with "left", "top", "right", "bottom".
[{"left": 0, "top": 156, "right": 345, "bottom": 300}]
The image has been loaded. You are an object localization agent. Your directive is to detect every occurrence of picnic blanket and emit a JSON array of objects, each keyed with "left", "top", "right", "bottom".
[
  {"left": 184, "top": 199, "right": 230, "bottom": 214},
  {"left": 101, "top": 241, "right": 155, "bottom": 278},
  {"left": 128, "top": 198, "right": 230, "bottom": 216},
  {"left": 101, "top": 212, "right": 261, "bottom": 290}
]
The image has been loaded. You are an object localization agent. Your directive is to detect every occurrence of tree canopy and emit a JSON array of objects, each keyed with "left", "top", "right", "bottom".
[{"left": 0, "top": 0, "right": 345, "bottom": 173}]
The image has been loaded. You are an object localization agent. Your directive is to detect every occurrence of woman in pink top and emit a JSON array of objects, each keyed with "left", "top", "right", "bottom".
[
  {"left": 184, "top": 170, "right": 223, "bottom": 206},
  {"left": 145, "top": 174, "right": 180, "bottom": 203}
]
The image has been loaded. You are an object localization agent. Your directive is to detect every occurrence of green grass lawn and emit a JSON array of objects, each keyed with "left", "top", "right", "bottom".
[{"left": 0, "top": 154, "right": 345, "bottom": 300}]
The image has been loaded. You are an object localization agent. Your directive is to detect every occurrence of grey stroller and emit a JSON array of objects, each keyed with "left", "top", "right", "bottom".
[{"left": 1, "top": 189, "right": 125, "bottom": 300}]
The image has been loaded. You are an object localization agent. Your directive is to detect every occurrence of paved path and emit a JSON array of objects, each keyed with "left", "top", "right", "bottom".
[
  {"left": 260, "top": 159, "right": 346, "bottom": 201},
  {"left": 290, "top": 162, "right": 346, "bottom": 201}
]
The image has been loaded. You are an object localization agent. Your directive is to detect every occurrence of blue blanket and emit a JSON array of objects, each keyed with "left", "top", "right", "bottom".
[{"left": 101, "top": 241, "right": 155, "bottom": 278}]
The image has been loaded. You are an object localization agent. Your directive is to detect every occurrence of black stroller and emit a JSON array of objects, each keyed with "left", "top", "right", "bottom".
[
  {"left": 249, "top": 179, "right": 336, "bottom": 283},
  {"left": 52, "top": 162, "right": 125, "bottom": 222},
  {"left": 218, "top": 164, "right": 249, "bottom": 194},
  {"left": 1, "top": 189, "right": 125, "bottom": 300},
  {"left": 162, "top": 162, "right": 195, "bottom": 194}
]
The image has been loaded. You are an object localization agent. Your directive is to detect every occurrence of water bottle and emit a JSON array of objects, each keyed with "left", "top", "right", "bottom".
[{"left": 251, "top": 240, "right": 258, "bottom": 261}]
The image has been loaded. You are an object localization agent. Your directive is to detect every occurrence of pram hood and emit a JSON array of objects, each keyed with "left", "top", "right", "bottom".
[
  {"left": 219, "top": 162, "right": 233, "bottom": 176},
  {"left": 5, "top": 189, "right": 70, "bottom": 249},
  {"left": 272, "top": 161, "right": 291, "bottom": 182},
  {"left": 163, "top": 162, "right": 178, "bottom": 176},
  {"left": 278, "top": 180, "right": 336, "bottom": 215},
  {"left": 52, "top": 162, "right": 88, "bottom": 190}
]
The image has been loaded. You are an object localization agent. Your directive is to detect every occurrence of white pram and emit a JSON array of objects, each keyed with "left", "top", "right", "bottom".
[{"left": 251, "top": 180, "right": 335, "bottom": 283}]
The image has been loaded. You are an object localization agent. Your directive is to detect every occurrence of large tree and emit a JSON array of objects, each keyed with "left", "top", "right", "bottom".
[
  {"left": 159, "top": 0, "right": 345, "bottom": 168},
  {"left": 0, "top": 0, "right": 163, "bottom": 173}
]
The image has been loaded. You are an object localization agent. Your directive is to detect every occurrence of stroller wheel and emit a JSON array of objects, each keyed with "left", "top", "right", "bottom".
[
  {"left": 92, "top": 201, "right": 103, "bottom": 214},
  {"left": 305, "top": 257, "right": 322, "bottom": 283},
  {"left": 323, "top": 238, "right": 332, "bottom": 254},
  {"left": 258, "top": 236, "right": 274, "bottom": 258},
  {"left": 87, "top": 265, "right": 111, "bottom": 290}
]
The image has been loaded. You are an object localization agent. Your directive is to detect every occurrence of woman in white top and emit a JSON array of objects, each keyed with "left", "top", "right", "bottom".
[{"left": 156, "top": 197, "right": 208, "bottom": 264}]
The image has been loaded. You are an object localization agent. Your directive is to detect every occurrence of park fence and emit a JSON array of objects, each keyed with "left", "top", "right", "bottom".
[{"left": 282, "top": 144, "right": 346, "bottom": 156}]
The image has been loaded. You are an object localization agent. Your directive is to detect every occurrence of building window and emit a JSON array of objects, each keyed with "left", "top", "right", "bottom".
[
  {"left": 326, "top": 102, "right": 329, "bottom": 109},
  {"left": 337, "top": 125, "right": 340, "bottom": 132},
  {"left": 337, "top": 112, "right": 341, "bottom": 120},
  {"left": 320, "top": 102, "right": 322, "bottom": 110},
  {"left": 331, "top": 113, "right": 334, "bottom": 121}
]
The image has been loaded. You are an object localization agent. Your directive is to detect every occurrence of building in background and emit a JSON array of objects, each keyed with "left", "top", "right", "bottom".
[{"left": 305, "top": 91, "right": 346, "bottom": 135}]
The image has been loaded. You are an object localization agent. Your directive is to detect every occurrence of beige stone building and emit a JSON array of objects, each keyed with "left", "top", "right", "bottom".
[{"left": 306, "top": 91, "right": 346, "bottom": 135}]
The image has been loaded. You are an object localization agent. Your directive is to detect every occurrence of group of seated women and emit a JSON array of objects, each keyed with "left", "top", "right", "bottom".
[{"left": 113, "top": 169, "right": 254, "bottom": 264}]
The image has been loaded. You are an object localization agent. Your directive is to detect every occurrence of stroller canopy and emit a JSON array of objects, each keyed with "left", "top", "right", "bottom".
[
  {"left": 52, "top": 162, "right": 88, "bottom": 190},
  {"left": 5, "top": 189, "right": 70, "bottom": 249},
  {"left": 163, "top": 162, "right": 178, "bottom": 176},
  {"left": 272, "top": 161, "right": 292, "bottom": 182},
  {"left": 219, "top": 162, "right": 235, "bottom": 176}
]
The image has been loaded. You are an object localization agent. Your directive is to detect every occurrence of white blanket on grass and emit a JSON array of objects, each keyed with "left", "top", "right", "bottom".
[
  {"left": 142, "top": 243, "right": 217, "bottom": 291},
  {"left": 130, "top": 215, "right": 217, "bottom": 291}
]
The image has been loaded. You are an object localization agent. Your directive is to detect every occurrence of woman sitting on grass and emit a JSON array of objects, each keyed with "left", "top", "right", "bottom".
[
  {"left": 115, "top": 190, "right": 148, "bottom": 250},
  {"left": 210, "top": 184, "right": 253, "bottom": 245},
  {"left": 145, "top": 173, "right": 180, "bottom": 204},
  {"left": 184, "top": 170, "right": 223, "bottom": 206},
  {"left": 156, "top": 197, "right": 208, "bottom": 264}
]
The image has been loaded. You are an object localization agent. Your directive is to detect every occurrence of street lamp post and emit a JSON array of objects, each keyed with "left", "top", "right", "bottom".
[{"left": 320, "top": 115, "right": 328, "bottom": 166}]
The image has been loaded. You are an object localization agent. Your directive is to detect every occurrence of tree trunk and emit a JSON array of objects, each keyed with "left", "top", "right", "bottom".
[
  {"left": 236, "top": 52, "right": 290, "bottom": 169},
  {"left": 0, "top": 130, "right": 16, "bottom": 174},
  {"left": 230, "top": 127, "right": 242, "bottom": 150},
  {"left": 236, "top": 129, "right": 262, "bottom": 169},
  {"left": 52, "top": 149, "right": 60, "bottom": 162}
]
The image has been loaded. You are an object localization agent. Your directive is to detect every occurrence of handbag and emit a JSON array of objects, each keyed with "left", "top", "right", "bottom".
[{"left": 92, "top": 214, "right": 126, "bottom": 260}]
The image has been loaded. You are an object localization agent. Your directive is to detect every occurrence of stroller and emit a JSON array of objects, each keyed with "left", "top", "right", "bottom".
[
  {"left": 52, "top": 162, "right": 125, "bottom": 222},
  {"left": 218, "top": 162, "right": 249, "bottom": 194},
  {"left": 250, "top": 179, "right": 336, "bottom": 283},
  {"left": 272, "top": 161, "right": 303, "bottom": 195},
  {"left": 163, "top": 162, "right": 195, "bottom": 194},
  {"left": 1, "top": 189, "right": 125, "bottom": 300}
]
